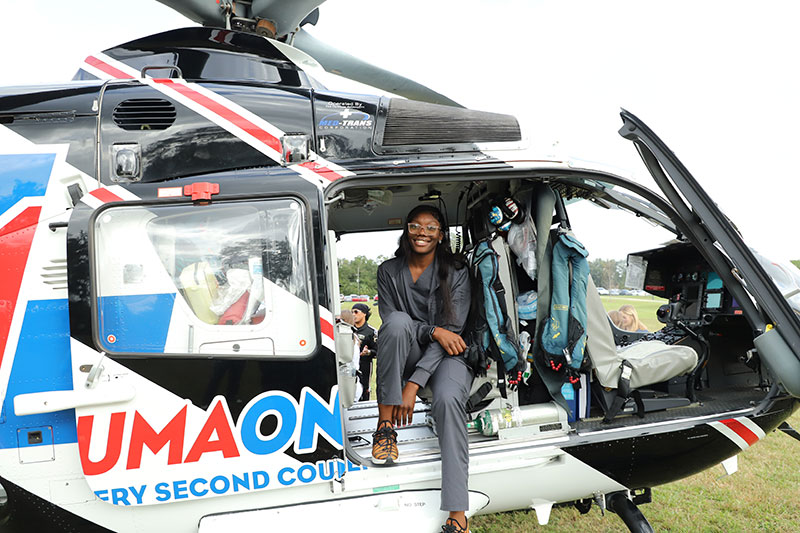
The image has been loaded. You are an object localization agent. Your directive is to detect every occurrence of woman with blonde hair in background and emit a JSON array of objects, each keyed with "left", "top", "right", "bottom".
[
  {"left": 618, "top": 304, "right": 648, "bottom": 332},
  {"left": 608, "top": 309, "right": 624, "bottom": 330}
]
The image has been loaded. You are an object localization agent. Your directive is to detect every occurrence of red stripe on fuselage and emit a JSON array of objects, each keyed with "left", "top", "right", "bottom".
[
  {"left": 0, "top": 206, "right": 41, "bottom": 368},
  {"left": 85, "top": 56, "right": 134, "bottom": 80},
  {"left": 320, "top": 317, "right": 334, "bottom": 341},
  {"left": 298, "top": 161, "right": 343, "bottom": 182},
  {"left": 153, "top": 79, "right": 283, "bottom": 154},
  {"left": 720, "top": 418, "right": 760, "bottom": 446},
  {"left": 87, "top": 56, "right": 347, "bottom": 185},
  {"left": 90, "top": 188, "right": 124, "bottom": 204}
]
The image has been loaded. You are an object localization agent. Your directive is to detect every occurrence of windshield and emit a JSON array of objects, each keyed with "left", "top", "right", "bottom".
[{"left": 752, "top": 251, "right": 800, "bottom": 316}]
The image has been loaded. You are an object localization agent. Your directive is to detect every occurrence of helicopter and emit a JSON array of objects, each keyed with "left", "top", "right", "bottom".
[{"left": 1, "top": 1, "right": 799, "bottom": 532}]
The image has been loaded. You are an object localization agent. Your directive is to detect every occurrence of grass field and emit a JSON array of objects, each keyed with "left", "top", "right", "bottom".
[
  {"left": 599, "top": 294, "right": 666, "bottom": 332},
  {"left": 470, "top": 408, "right": 800, "bottom": 532},
  {"left": 341, "top": 295, "right": 665, "bottom": 336},
  {"left": 340, "top": 298, "right": 800, "bottom": 531}
]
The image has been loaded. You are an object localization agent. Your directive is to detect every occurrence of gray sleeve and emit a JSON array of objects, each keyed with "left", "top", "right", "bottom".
[
  {"left": 377, "top": 263, "right": 401, "bottom": 322},
  {"left": 409, "top": 343, "right": 447, "bottom": 387},
  {"left": 443, "top": 265, "right": 471, "bottom": 335},
  {"left": 415, "top": 320, "right": 435, "bottom": 346}
]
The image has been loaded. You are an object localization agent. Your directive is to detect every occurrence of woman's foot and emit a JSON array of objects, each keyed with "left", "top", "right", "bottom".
[
  {"left": 371, "top": 420, "right": 398, "bottom": 464},
  {"left": 441, "top": 516, "right": 469, "bottom": 533}
]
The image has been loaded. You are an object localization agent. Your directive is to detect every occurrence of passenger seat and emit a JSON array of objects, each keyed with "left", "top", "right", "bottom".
[{"left": 584, "top": 277, "right": 699, "bottom": 422}]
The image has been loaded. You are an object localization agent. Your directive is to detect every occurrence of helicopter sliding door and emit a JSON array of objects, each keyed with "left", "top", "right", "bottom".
[{"left": 620, "top": 109, "right": 800, "bottom": 397}]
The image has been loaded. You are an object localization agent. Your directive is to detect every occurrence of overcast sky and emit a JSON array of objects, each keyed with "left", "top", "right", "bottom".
[{"left": 2, "top": 0, "right": 798, "bottom": 263}]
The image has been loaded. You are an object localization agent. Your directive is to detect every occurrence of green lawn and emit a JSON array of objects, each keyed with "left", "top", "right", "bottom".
[
  {"left": 340, "top": 300, "right": 381, "bottom": 329},
  {"left": 471, "top": 408, "right": 800, "bottom": 532},
  {"left": 599, "top": 294, "right": 666, "bottom": 332},
  {"left": 342, "top": 299, "right": 800, "bottom": 532},
  {"left": 342, "top": 294, "right": 666, "bottom": 332}
]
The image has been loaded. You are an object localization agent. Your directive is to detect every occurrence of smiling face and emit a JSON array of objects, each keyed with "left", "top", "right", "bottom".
[
  {"left": 619, "top": 307, "right": 638, "bottom": 330},
  {"left": 406, "top": 211, "right": 442, "bottom": 257},
  {"left": 620, "top": 312, "right": 635, "bottom": 330}
]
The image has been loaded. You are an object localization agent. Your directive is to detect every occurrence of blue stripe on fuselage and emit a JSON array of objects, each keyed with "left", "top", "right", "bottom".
[
  {"left": 0, "top": 154, "right": 55, "bottom": 214},
  {"left": 0, "top": 299, "right": 77, "bottom": 448},
  {"left": 98, "top": 293, "right": 175, "bottom": 352}
]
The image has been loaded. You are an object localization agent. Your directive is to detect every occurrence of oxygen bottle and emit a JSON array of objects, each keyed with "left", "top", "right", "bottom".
[{"left": 471, "top": 404, "right": 561, "bottom": 436}]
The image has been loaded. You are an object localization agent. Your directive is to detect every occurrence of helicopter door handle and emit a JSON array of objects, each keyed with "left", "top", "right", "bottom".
[
  {"left": 140, "top": 65, "right": 183, "bottom": 79},
  {"left": 13, "top": 383, "right": 136, "bottom": 416}
]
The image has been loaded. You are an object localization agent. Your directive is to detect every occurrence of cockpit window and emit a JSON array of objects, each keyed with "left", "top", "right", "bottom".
[
  {"left": 114, "top": 51, "right": 293, "bottom": 84},
  {"left": 92, "top": 199, "right": 316, "bottom": 357},
  {"left": 753, "top": 251, "right": 800, "bottom": 316}
]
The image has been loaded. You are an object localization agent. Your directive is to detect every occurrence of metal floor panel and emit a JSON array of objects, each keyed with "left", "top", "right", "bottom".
[
  {"left": 346, "top": 399, "right": 564, "bottom": 465},
  {"left": 346, "top": 388, "right": 769, "bottom": 463},
  {"left": 576, "top": 387, "right": 766, "bottom": 433},
  {"left": 346, "top": 400, "right": 441, "bottom": 462}
]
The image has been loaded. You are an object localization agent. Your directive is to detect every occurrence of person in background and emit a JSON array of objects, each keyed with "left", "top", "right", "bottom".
[
  {"left": 608, "top": 309, "right": 624, "bottom": 330},
  {"left": 339, "top": 308, "right": 355, "bottom": 326},
  {"left": 338, "top": 308, "right": 364, "bottom": 401},
  {"left": 618, "top": 304, "right": 648, "bottom": 332},
  {"left": 352, "top": 302, "right": 378, "bottom": 401},
  {"left": 373, "top": 204, "right": 472, "bottom": 533}
]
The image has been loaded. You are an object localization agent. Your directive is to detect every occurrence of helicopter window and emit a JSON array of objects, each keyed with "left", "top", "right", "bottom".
[
  {"left": 118, "top": 51, "right": 290, "bottom": 84},
  {"left": 92, "top": 199, "right": 316, "bottom": 357}
]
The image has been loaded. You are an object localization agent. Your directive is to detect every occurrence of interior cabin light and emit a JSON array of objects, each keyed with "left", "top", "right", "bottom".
[
  {"left": 281, "top": 134, "right": 311, "bottom": 165},
  {"left": 111, "top": 143, "right": 141, "bottom": 182}
]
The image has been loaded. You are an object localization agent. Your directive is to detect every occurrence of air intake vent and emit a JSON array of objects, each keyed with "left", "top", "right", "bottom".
[
  {"left": 381, "top": 99, "right": 521, "bottom": 146},
  {"left": 113, "top": 99, "right": 176, "bottom": 131}
]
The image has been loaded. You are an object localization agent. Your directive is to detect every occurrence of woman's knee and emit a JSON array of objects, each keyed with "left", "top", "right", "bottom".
[
  {"left": 431, "top": 363, "right": 471, "bottom": 418},
  {"left": 379, "top": 311, "right": 414, "bottom": 337},
  {"left": 432, "top": 383, "right": 468, "bottom": 419}
]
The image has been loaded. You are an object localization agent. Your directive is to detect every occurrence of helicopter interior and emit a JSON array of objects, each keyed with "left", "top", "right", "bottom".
[{"left": 326, "top": 172, "right": 768, "bottom": 462}]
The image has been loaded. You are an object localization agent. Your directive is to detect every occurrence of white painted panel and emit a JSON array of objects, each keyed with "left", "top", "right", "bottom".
[{"left": 199, "top": 489, "right": 489, "bottom": 533}]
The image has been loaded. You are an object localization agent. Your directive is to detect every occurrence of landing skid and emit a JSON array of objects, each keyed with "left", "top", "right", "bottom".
[
  {"left": 778, "top": 421, "right": 800, "bottom": 443},
  {"left": 607, "top": 491, "right": 655, "bottom": 533}
]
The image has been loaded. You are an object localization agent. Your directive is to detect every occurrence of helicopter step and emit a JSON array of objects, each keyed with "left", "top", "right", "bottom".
[
  {"left": 344, "top": 398, "right": 571, "bottom": 466},
  {"left": 345, "top": 400, "right": 444, "bottom": 463}
]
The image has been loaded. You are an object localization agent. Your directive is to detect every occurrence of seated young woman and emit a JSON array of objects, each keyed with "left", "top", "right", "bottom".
[{"left": 372, "top": 204, "right": 472, "bottom": 533}]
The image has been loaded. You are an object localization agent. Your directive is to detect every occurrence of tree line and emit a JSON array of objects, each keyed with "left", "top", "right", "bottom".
[
  {"left": 338, "top": 256, "right": 387, "bottom": 297},
  {"left": 339, "top": 257, "right": 800, "bottom": 296},
  {"left": 338, "top": 255, "right": 628, "bottom": 294}
]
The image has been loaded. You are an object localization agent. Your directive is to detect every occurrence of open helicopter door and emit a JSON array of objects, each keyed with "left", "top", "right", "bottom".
[
  {"left": 619, "top": 109, "right": 800, "bottom": 397},
  {"left": 48, "top": 180, "right": 349, "bottom": 508}
]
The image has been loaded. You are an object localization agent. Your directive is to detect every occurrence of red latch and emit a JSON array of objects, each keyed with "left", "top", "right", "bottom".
[{"left": 184, "top": 182, "right": 220, "bottom": 201}]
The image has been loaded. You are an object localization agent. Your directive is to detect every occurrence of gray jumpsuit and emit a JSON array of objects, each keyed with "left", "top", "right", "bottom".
[{"left": 376, "top": 256, "right": 472, "bottom": 511}]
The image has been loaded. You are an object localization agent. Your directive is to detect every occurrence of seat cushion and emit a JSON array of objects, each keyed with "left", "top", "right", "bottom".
[
  {"left": 617, "top": 340, "right": 698, "bottom": 389},
  {"left": 584, "top": 276, "right": 698, "bottom": 389}
]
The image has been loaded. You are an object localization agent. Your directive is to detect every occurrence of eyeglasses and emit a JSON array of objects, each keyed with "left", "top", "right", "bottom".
[
  {"left": 351, "top": 309, "right": 362, "bottom": 314},
  {"left": 407, "top": 222, "right": 441, "bottom": 235}
]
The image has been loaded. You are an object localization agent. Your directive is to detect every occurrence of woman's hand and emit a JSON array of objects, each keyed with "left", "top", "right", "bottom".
[
  {"left": 393, "top": 381, "right": 419, "bottom": 427},
  {"left": 432, "top": 327, "right": 467, "bottom": 356}
]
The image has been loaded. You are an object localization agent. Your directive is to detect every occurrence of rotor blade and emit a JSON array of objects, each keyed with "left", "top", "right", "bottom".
[{"left": 292, "top": 28, "right": 463, "bottom": 108}]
